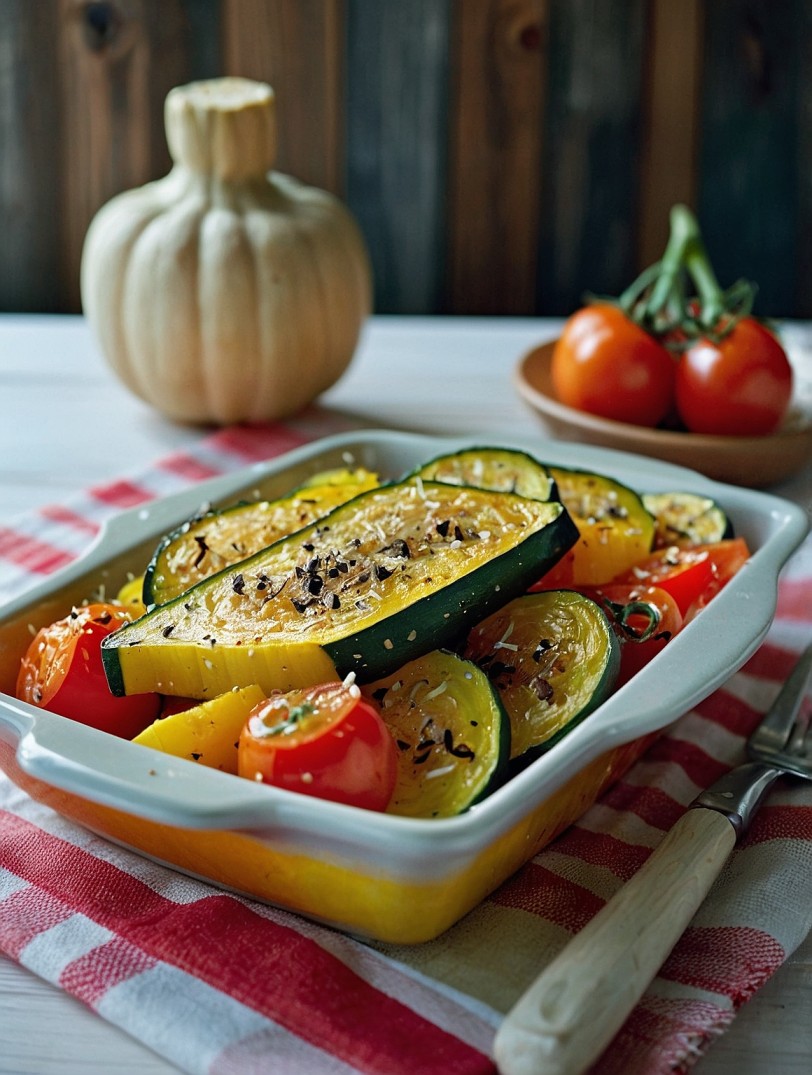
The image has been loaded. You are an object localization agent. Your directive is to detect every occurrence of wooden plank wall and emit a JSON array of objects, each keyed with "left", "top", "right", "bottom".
[{"left": 2, "top": 0, "right": 810, "bottom": 318}]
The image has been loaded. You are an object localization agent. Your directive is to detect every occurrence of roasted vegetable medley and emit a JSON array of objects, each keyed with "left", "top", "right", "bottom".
[{"left": 16, "top": 449, "right": 749, "bottom": 817}]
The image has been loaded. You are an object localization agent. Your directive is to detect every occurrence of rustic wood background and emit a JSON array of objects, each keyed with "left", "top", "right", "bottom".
[{"left": 2, "top": 0, "right": 810, "bottom": 318}]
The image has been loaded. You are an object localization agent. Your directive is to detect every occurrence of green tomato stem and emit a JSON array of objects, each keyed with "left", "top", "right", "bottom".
[
  {"left": 604, "top": 203, "right": 756, "bottom": 342},
  {"left": 618, "top": 260, "right": 664, "bottom": 316},
  {"left": 645, "top": 204, "right": 725, "bottom": 327}
]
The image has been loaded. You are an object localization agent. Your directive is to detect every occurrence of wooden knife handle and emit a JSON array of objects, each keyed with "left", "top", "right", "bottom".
[{"left": 493, "top": 807, "right": 737, "bottom": 1075}]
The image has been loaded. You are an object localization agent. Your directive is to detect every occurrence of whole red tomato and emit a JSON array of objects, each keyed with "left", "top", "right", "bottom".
[
  {"left": 17, "top": 603, "right": 161, "bottom": 738},
  {"left": 675, "top": 318, "right": 792, "bottom": 436},
  {"left": 551, "top": 304, "right": 676, "bottom": 427},
  {"left": 238, "top": 681, "right": 398, "bottom": 811}
]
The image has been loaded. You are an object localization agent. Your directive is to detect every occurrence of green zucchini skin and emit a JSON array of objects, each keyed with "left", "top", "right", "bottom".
[
  {"left": 642, "top": 492, "right": 733, "bottom": 548},
  {"left": 102, "top": 479, "right": 579, "bottom": 698},
  {"left": 365, "top": 649, "right": 511, "bottom": 817},
  {"left": 463, "top": 589, "right": 620, "bottom": 768},
  {"left": 414, "top": 446, "right": 557, "bottom": 502},
  {"left": 325, "top": 517, "right": 578, "bottom": 683}
]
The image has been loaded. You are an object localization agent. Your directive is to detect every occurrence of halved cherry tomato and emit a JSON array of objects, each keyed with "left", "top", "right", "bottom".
[
  {"left": 16, "top": 603, "right": 161, "bottom": 738},
  {"left": 675, "top": 319, "right": 792, "bottom": 436},
  {"left": 699, "top": 537, "right": 751, "bottom": 583},
  {"left": 583, "top": 583, "right": 684, "bottom": 687},
  {"left": 683, "top": 538, "right": 751, "bottom": 621},
  {"left": 238, "top": 681, "right": 398, "bottom": 811},
  {"left": 551, "top": 304, "right": 676, "bottom": 427},
  {"left": 612, "top": 546, "right": 715, "bottom": 616}
]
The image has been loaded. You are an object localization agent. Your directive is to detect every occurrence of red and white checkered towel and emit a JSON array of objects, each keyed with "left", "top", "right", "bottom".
[{"left": 1, "top": 418, "right": 811, "bottom": 1075}]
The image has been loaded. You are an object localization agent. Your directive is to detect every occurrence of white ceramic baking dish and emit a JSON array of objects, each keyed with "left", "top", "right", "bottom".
[{"left": 0, "top": 431, "right": 806, "bottom": 943}]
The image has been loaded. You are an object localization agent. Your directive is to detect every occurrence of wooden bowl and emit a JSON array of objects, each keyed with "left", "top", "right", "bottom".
[{"left": 515, "top": 340, "right": 812, "bottom": 488}]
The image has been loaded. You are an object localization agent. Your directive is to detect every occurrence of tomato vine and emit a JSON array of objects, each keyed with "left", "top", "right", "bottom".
[{"left": 551, "top": 204, "right": 793, "bottom": 436}]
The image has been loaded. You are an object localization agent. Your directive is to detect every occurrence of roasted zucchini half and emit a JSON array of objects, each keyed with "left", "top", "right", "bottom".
[
  {"left": 415, "top": 446, "right": 556, "bottom": 501},
  {"left": 366, "top": 650, "right": 510, "bottom": 817},
  {"left": 541, "top": 466, "right": 655, "bottom": 585},
  {"left": 102, "top": 478, "right": 578, "bottom": 700},
  {"left": 143, "top": 473, "right": 380, "bottom": 607},
  {"left": 642, "top": 492, "right": 732, "bottom": 549},
  {"left": 463, "top": 589, "right": 619, "bottom": 765}
]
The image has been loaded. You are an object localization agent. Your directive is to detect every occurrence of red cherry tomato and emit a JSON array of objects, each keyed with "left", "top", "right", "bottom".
[
  {"left": 683, "top": 538, "right": 751, "bottom": 622},
  {"left": 238, "top": 681, "right": 398, "bottom": 812},
  {"left": 584, "top": 583, "right": 684, "bottom": 686},
  {"left": 675, "top": 319, "right": 793, "bottom": 436},
  {"left": 551, "top": 304, "right": 676, "bottom": 427},
  {"left": 612, "top": 546, "right": 715, "bottom": 616},
  {"left": 16, "top": 603, "right": 161, "bottom": 738}
]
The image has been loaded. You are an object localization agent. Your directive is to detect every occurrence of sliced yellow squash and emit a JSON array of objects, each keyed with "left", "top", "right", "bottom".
[{"left": 133, "top": 684, "right": 267, "bottom": 772}]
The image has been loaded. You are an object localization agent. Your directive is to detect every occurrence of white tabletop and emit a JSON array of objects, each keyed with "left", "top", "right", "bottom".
[{"left": 1, "top": 314, "right": 810, "bottom": 1073}]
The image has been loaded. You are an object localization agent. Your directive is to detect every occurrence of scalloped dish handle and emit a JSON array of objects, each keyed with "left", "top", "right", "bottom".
[{"left": 2, "top": 698, "right": 284, "bottom": 831}]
